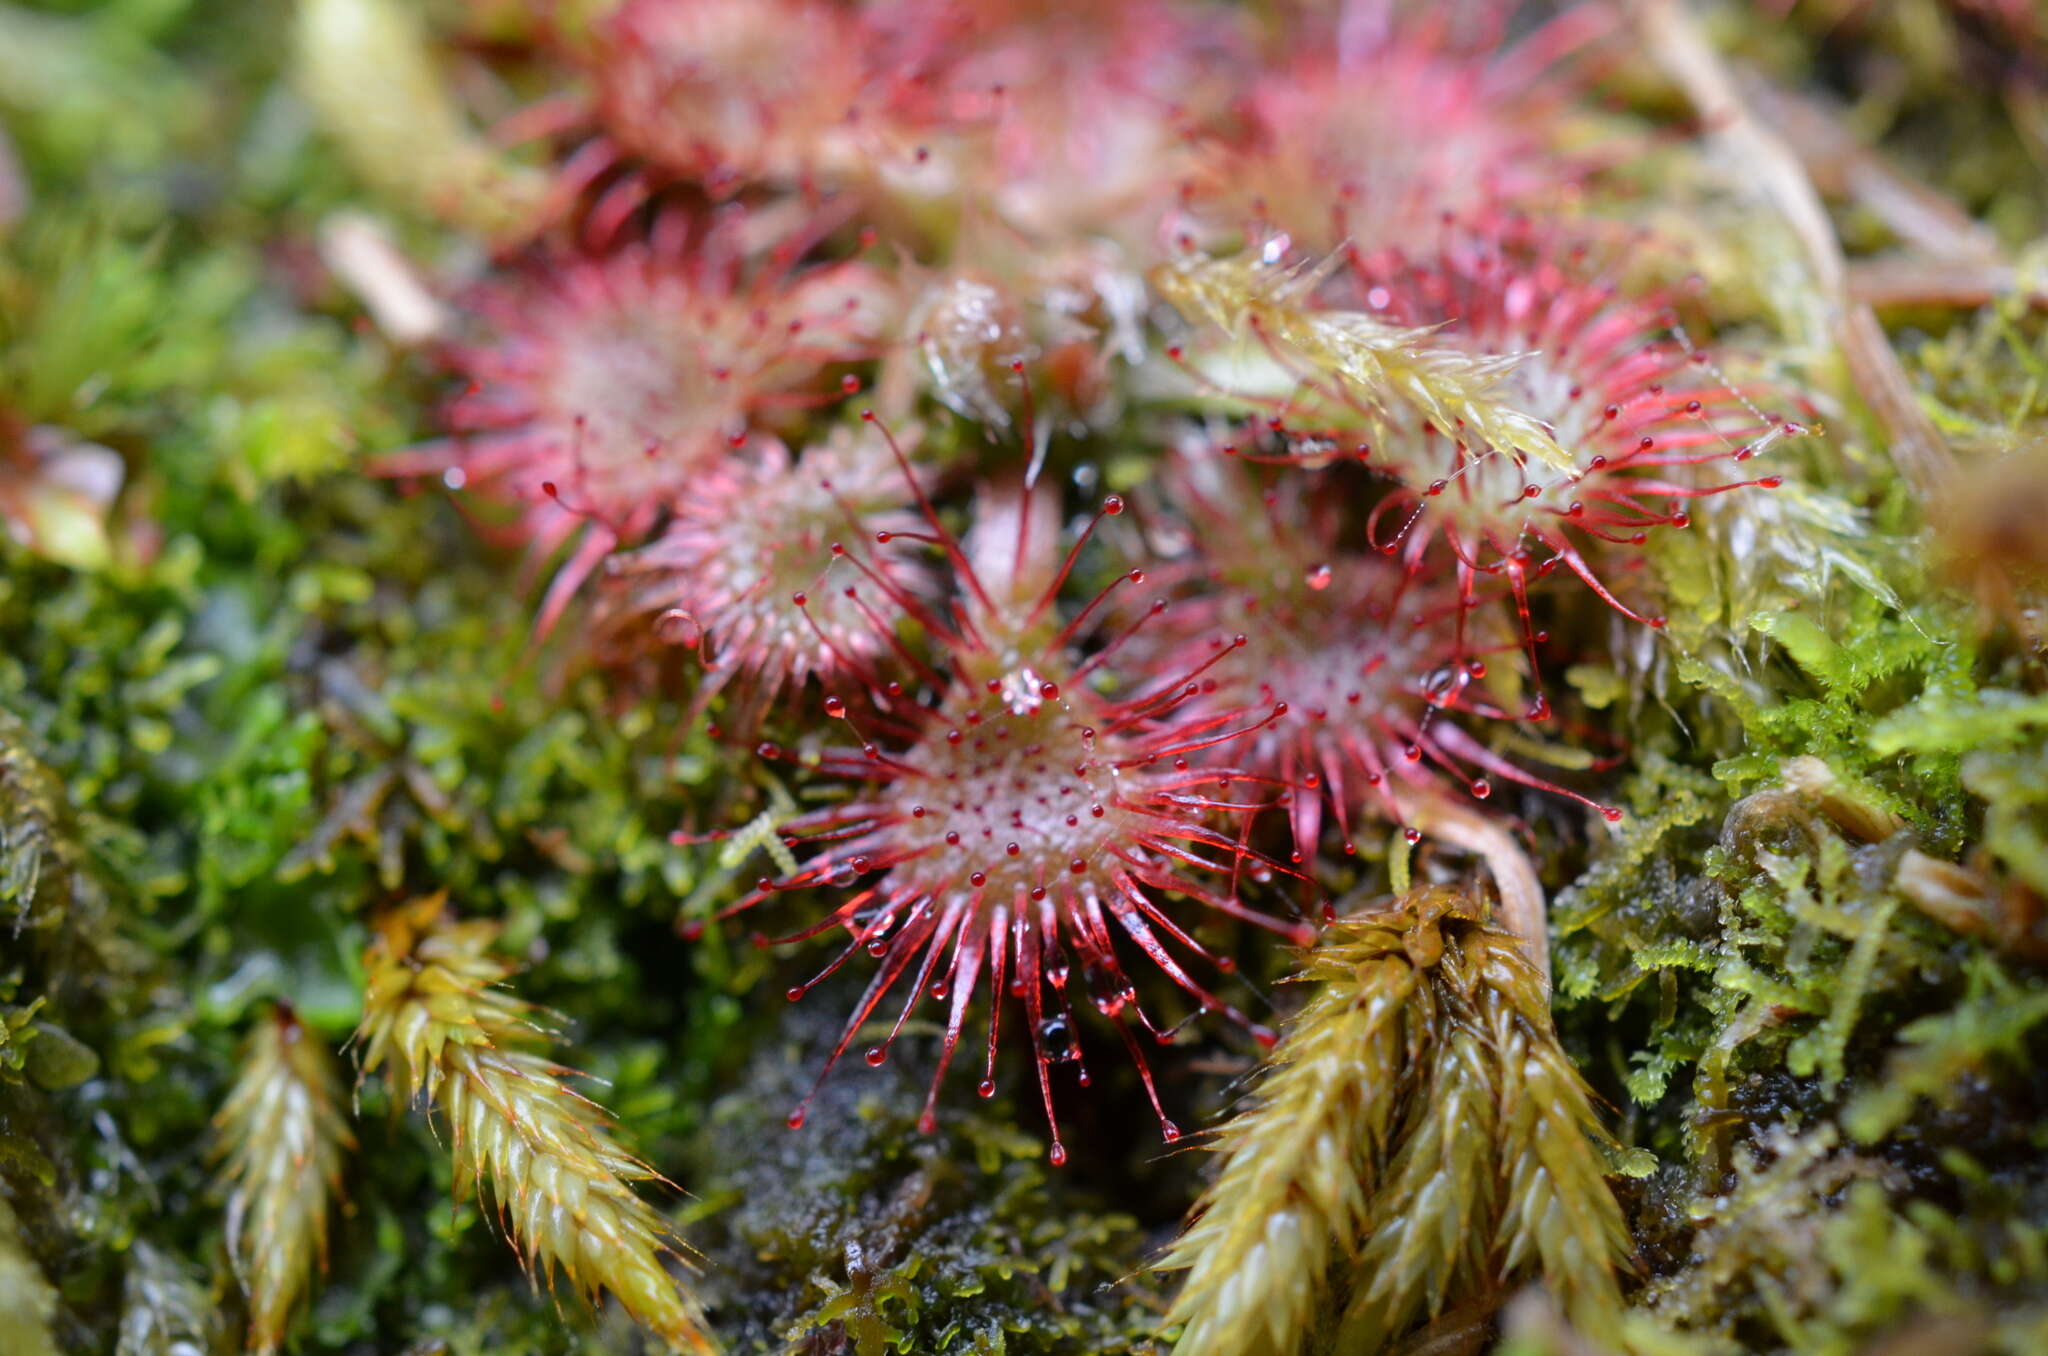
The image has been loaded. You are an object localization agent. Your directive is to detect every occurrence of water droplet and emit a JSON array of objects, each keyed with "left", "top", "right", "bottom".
[
  {"left": 864, "top": 1046, "right": 887, "bottom": 1067},
  {"left": 823, "top": 695, "right": 847, "bottom": 718},
  {"left": 786, "top": 1108, "right": 807, "bottom": 1130},
  {"left": 1038, "top": 1015, "right": 1077, "bottom": 1060},
  {"left": 1305, "top": 562, "right": 1332, "bottom": 590}
]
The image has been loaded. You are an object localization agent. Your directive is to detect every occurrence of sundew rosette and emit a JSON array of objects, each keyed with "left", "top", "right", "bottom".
[
  {"left": 1327, "top": 225, "right": 1809, "bottom": 630},
  {"left": 1159, "top": 224, "right": 1809, "bottom": 658},
  {"left": 567, "top": 0, "right": 881, "bottom": 203},
  {"left": 386, "top": 213, "right": 890, "bottom": 638},
  {"left": 1184, "top": 3, "right": 1608, "bottom": 255},
  {"left": 1137, "top": 443, "right": 1624, "bottom": 864},
  {"left": 595, "top": 422, "right": 939, "bottom": 729},
  {"left": 702, "top": 438, "right": 1315, "bottom": 1165}
]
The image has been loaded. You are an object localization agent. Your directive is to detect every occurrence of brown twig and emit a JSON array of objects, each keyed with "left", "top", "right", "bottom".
[
  {"left": 1633, "top": 0, "right": 1959, "bottom": 503},
  {"left": 1746, "top": 78, "right": 2002, "bottom": 266},
  {"left": 1847, "top": 254, "right": 2048, "bottom": 310},
  {"left": 1399, "top": 789, "right": 1551, "bottom": 983}
]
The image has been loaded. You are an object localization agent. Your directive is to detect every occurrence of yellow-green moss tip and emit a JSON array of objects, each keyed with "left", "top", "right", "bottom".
[
  {"left": 354, "top": 896, "right": 721, "bottom": 1356},
  {"left": 1159, "top": 886, "right": 1633, "bottom": 1356},
  {"left": 1150, "top": 250, "right": 1577, "bottom": 473},
  {"left": 214, "top": 1002, "right": 353, "bottom": 1356}
]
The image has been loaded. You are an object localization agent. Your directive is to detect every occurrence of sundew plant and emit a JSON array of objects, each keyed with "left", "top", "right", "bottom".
[{"left": 4, "top": 0, "right": 2048, "bottom": 1353}]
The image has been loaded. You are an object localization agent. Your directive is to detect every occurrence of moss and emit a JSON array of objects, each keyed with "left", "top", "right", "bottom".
[
  {"left": 0, "top": 706, "right": 167, "bottom": 1354},
  {"left": 686, "top": 999, "right": 1167, "bottom": 1356},
  {"left": 3, "top": 0, "right": 2048, "bottom": 1352}
]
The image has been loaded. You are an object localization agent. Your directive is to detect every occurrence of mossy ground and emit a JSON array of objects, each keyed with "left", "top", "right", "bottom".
[{"left": 4, "top": 1, "right": 2048, "bottom": 1353}]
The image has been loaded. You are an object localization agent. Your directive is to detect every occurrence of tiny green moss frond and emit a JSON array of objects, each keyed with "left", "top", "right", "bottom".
[
  {"left": 354, "top": 897, "right": 721, "bottom": 1356},
  {"left": 692, "top": 999, "right": 1166, "bottom": 1353},
  {"left": 1634, "top": 1119, "right": 2048, "bottom": 1351},
  {"left": 1149, "top": 251, "right": 1577, "bottom": 472},
  {"left": 1162, "top": 888, "right": 1632, "bottom": 1356},
  {"left": 214, "top": 1002, "right": 353, "bottom": 1356},
  {"left": 1844, "top": 954, "right": 2048, "bottom": 1144},
  {"left": 1157, "top": 928, "right": 1416, "bottom": 1356},
  {"left": 1868, "top": 685, "right": 2048, "bottom": 899}
]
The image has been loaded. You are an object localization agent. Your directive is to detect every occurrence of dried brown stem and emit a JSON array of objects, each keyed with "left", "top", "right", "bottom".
[
  {"left": 1848, "top": 255, "right": 2048, "bottom": 310},
  {"left": 1632, "top": 0, "right": 1958, "bottom": 502},
  {"left": 1398, "top": 788, "right": 1550, "bottom": 982},
  {"left": 1748, "top": 79, "right": 2002, "bottom": 266}
]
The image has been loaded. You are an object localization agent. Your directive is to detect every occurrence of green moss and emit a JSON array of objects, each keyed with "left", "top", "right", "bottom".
[
  {"left": 685, "top": 1003, "right": 1167, "bottom": 1355},
  {"left": 1871, "top": 686, "right": 2048, "bottom": 896},
  {"left": 1556, "top": 770, "right": 1951, "bottom": 1159}
]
